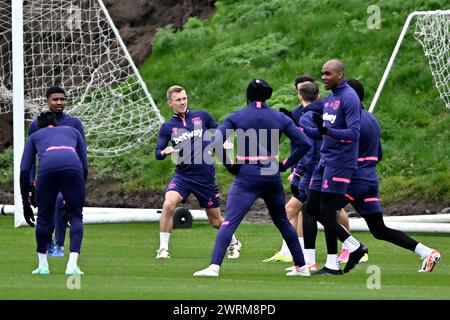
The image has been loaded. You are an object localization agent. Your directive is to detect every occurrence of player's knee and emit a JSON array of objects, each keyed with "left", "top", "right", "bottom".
[
  {"left": 162, "top": 201, "right": 177, "bottom": 215},
  {"left": 285, "top": 202, "right": 294, "bottom": 213},
  {"left": 285, "top": 205, "right": 298, "bottom": 220},
  {"left": 365, "top": 213, "right": 387, "bottom": 240},
  {"left": 366, "top": 221, "right": 387, "bottom": 239},
  {"left": 370, "top": 227, "right": 387, "bottom": 240},
  {"left": 208, "top": 216, "right": 223, "bottom": 228}
]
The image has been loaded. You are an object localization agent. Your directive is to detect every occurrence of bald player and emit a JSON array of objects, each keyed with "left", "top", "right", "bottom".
[{"left": 301, "top": 59, "right": 367, "bottom": 275}]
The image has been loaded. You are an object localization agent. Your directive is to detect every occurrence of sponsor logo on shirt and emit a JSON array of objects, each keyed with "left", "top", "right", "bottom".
[
  {"left": 322, "top": 112, "right": 337, "bottom": 124},
  {"left": 173, "top": 128, "right": 203, "bottom": 144}
]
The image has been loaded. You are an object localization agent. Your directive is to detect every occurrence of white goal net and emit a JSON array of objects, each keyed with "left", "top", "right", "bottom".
[
  {"left": 369, "top": 9, "right": 450, "bottom": 113},
  {"left": 414, "top": 11, "right": 450, "bottom": 110},
  {"left": 0, "top": 0, "right": 163, "bottom": 156}
]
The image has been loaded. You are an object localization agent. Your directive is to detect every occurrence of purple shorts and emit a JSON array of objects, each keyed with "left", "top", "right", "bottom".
[
  {"left": 309, "top": 162, "right": 354, "bottom": 195},
  {"left": 337, "top": 168, "right": 383, "bottom": 215},
  {"left": 291, "top": 175, "right": 311, "bottom": 203},
  {"left": 166, "top": 174, "right": 220, "bottom": 208}
]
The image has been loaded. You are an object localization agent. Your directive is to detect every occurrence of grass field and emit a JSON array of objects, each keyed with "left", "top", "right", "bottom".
[{"left": 0, "top": 215, "right": 448, "bottom": 300}]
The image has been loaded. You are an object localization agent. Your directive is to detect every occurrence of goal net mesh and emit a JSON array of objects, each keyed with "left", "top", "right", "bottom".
[
  {"left": 414, "top": 12, "right": 450, "bottom": 110},
  {"left": 0, "top": 0, "right": 162, "bottom": 156}
]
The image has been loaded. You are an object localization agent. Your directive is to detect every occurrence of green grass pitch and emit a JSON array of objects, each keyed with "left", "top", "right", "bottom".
[{"left": 0, "top": 216, "right": 448, "bottom": 300}]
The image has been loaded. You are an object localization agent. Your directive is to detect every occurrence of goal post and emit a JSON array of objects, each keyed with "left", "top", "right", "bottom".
[
  {"left": 1, "top": 0, "right": 164, "bottom": 227},
  {"left": 369, "top": 9, "right": 450, "bottom": 113},
  {"left": 11, "top": 0, "right": 25, "bottom": 228}
]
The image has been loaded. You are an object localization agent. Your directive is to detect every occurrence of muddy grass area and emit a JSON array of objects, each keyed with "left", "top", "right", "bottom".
[{"left": 1, "top": 175, "right": 448, "bottom": 223}]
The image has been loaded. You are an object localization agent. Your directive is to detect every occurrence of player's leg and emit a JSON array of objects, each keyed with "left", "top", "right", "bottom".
[
  {"left": 282, "top": 196, "right": 303, "bottom": 254},
  {"left": 192, "top": 179, "right": 241, "bottom": 259},
  {"left": 205, "top": 207, "right": 223, "bottom": 228},
  {"left": 317, "top": 192, "right": 344, "bottom": 273},
  {"left": 205, "top": 207, "right": 241, "bottom": 259},
  {"left": 157, "top": 176, "right": 186, "bottom": 258},
  {"left": 315, "top": 167, "right": 367, "bottom": 275},
  {"left": 264, "top": 183, "right": 302, "bottom": 263},
  {"left": 294, "top": 177, "right": 310, "bottom": 252},
  {"left": 194, "top": 178, "right": 258, "bottom": 276},
  {"left": 60, "top": 169, "right": 85, "bottom": 275},
  {"left": 33, "top": 171, "right": 60, "bottom": 274},
  {"left": 337, "top": 208, "right": 351, "bottom": 263},
  {"left": 303, "top": 196, "right": 320, "bottom": 264},
  {"left": 160, "top": 191, "right": 184, "bottom": 233},
  {"left": 286, "top": 195, "right": 301, "bottom": 229},
  {"left": 46, "top": 213, "right": 56, "bottom": 256},
  {"left": 362, "top": 212, "right": 440, "bottom": 272},
  {"left": 288, "top": 206, "right": 321, "bottom": 275},
  {"left": 263, "top": 179, "right": 309, "bottom": 276},
  {"left": 337, "top": 208, "right": 349, "bottom": 231},
  {"left": 52, "top": 193, "right": 67, "bottom": 257},
  {"left": 192, "top": 181, "right": 222, "bottom": 229},
  {"left": 302, "top": 165, "right": 324, "bottom": 270}
]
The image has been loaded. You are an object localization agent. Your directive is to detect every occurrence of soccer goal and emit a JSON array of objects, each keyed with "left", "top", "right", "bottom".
[
  {"left": 369, "top": 9, "right": 450, "bottom": 113},
  {"left": 365, "top": 9, "right": 450, "bottom": 232},
  {"left": 0, "top": 0, "right": 164, "bottom": 227}
]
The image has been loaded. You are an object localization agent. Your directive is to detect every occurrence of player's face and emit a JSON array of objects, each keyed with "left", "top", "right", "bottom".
[
  {"left": 47, "top": 93, "right": 65, "bottom": 113},
  {"left": 321, "top": 63, "right": 343, "bottom": 90},
  {"left": 168, "top": 90, "right": 188, "bottom": 115}
]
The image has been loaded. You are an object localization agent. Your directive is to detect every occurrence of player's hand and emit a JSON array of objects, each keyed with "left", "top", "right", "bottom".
[
  {"left": 29, "top": 182, "right": 36, "bottom": 208},
  {"left": 312, "top": 112, "right": 328, "bottom": 135},
  {"left": 279, "top": 161, "right": 288, "bottom": 172},
  {"left": 23, "top": 202, "right": 35, "bottom": 227},
  {"left": 287, "top": 173, "right": 294, "bottom": 183},
  {"left": 161, "top": 146, "right": 176, "bottom": 156},
  {"left": 279, "top": 108, "right": 295, "bottom": 122}
]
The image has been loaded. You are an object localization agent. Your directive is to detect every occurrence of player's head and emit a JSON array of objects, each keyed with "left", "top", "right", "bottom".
[
  {"left": 167, "top": 85, "right": 188, "bottom": 115},
  {"left": 298, "top": 81, "right": 319, "bottom": 104},
  {"left": 321, "top": 59, "right": 345, "bottom": 90},
  {"left": 46, "top": 86, "right": 66, "bottom": 113},
  {"left": 246, "top": 79, "right": 272, "bottom": 103},
  {"left": 294, "top": 74, "right": 315, "bottom": 91},
  {"left": 37, "top": 111, "right": 58, "bottom": 128},
  {"left": 346, "top": 78, "right": 364, "bottom": 103}
]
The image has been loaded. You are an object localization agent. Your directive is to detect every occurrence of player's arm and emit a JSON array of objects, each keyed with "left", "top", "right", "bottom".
[
  {"left": 209, "top": 115, "right": 237, "bottom": 171},
  {"left": 299, "top": 114, "right": 322, "bottom": 141},
  {"left": 300, "top": 116, "right": 323, "bottom": 140},
  {"left": 325, "top": 96, "right": 361, "bottom": 141},
  {"left": 74, "top": 118, "right": 86, "bottom": 143},
  {"left": 377, "top": 129, "right": 383, "bottom": 163},
  {"left": 202, "top": 110, "right": 218, "bottom": 130},
  {"left": 281, "top": 117, "right": 312, "bottom": 170},
  {"left": 19, "top": 137, "right": 37, "bottom": 204},
  {"left": 296, "top": 116, "right": 315, "bottom": 167},
  {"left": 27, "top": 120, "right": 38, "bottom": 137},
  {"left": 20, "top": 136, "right": 37, "bottom": 227},
  {"left": 377, "top": 142, "right": 383, "bottom": 163},
  {"left": 155, "top": 124, "right": 174, "bottom": 160},
  {"left": 279, "top": 108, "right": 295, "bottom": 122},
  {"left": 27, "top": 120, "right": 38, "bottom": 184},
  {"left": 75, "top": 130, "right": 89, "bottom": 182}
]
